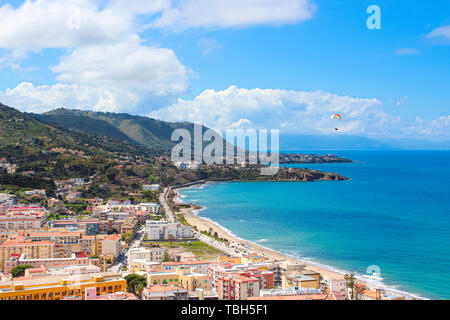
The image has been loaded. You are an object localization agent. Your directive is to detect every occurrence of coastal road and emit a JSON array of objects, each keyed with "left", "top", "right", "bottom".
[{"left": 160, "top": 187, "right": 176, "bottom": 223}]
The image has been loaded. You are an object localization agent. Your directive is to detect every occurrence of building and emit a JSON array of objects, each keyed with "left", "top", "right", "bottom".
[
  {"left": 66, "top": 286, "right": 138, "bottom": 300},
  {"left": 281, "top": 270, "right": 321, "bottom": 289},
  {"left": 65, "top": 191, "right": 82, "bottom": 203},
  {"left": 129, "top": 260, "right": 162, "bottom": 273},
  {"left": 145, "top": 220, "right": 192, "bottom": 240},
  {"left": 208, "top": 263, "right": 275, "bottom": 300},
  {"left": 48, "top": 219, "right": 99, "bottom": 235},
  {"left": 147, "top": 266, "right": 211, "bottom": 291},
  {"left": 3, "top": 252, "right": 91, "bottom": 274},
  {"left": 0, "top": 194, "right": 15, "bottom": 215},
  {"left": 0, "top": 272, "right": 126, "bottom": 300},
  {"left": 128, "top": 247, "right": 165, "bottom": 264},
  {"left": 142, "top": 284, "right": 188, "bottom": 300},
  {"left": 101, "top": 234, "right": 121, "bottom": 258},
  {"left": 171, "top": 251, "right": 201, "bottom": 262},
  {"left": 162, "top": 260, "right": 210, "bottom": 274},
  {"left": 188, "top": 288, "right": 219, "bottom": 300},
  {"left": 0, "top": 206, "right": 47, "bottom": 231},
  {"left": 142, "top": 184, "right": 160, "bottom": 191},
  {"left": 0, "top": 235, "right": 54, "bottom": 265},
  {"left": 218, "top": 254, "right": 242, "bottom": 264}
]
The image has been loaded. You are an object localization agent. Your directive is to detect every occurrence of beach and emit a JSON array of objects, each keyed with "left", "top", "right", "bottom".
[{"left": 173, "top": 188, "right": 346, "bottom": 281}]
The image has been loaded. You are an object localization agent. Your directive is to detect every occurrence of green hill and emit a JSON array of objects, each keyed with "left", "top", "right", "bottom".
[
  {"left": 32, "top": 108, "right": 200, "bottom": 151},
  {"left": 0, "top": 103, "right": 156, "bottom": 158}
]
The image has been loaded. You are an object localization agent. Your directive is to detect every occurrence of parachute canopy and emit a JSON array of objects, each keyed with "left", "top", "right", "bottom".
[{"left": 331, "top": 114, "right": 341, "bottom": 121}]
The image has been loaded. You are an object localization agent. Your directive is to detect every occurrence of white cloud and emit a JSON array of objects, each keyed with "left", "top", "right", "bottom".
[
  {"left": 149, "top": 85, "right": 402, "bottom": 137},
  {"left": 406, "top": 116, "right": 450, "bottom": 138},
  {"left": 2, "top": 36, "right": 189, "bottom": 113},
  {"left": 51, "top": 35, "right": 188, "bottom": 96},
  {"left": 150, "top": 0, "right": 316, "bottom": 31},
  {"left": 0, "top": 0, "right": 315, "bottom": 49},
  {"left": 0, "top": 0, "right": 169, "bottom": 49},
  {"left": 2, "top": 82, "right": 143, "bottom": 113},
  {"left": 395, "top": 96, "right": 408, "bottom": 107},
  {"left": 149, "top": 86, "right": 450, "bottom": 140},
  {"left": 395, "top": 48, "right": 420, "bottom": 55},
  {"left": 427, "top": 25, "right": 450, "bottom": 41}
]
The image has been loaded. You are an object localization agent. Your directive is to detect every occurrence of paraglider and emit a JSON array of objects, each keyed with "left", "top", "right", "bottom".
[
  {"left": 331, "top": 114, "right": 341, "bottom": 131},
  {"left": 331, "top": 114, "right": 341, "bottom": 121}
]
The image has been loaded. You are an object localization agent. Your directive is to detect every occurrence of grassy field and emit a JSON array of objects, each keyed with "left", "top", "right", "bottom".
[{"left": 144, "top": 240, "right": 223, "bottom": 261}]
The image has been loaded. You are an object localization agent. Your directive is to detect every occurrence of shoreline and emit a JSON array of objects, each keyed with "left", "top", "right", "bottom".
[{"left": 172, "top": 183, "right": 427, "bottom": 300}]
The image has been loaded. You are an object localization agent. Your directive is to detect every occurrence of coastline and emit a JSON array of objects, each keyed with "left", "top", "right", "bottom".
[{"left": 172, "top": 183, "right": 427, "bottom": 300}]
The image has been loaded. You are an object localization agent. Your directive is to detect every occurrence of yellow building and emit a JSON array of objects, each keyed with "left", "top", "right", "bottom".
[
  {"left": 147, "top": 267, "right": 210, "bottom": 292},
  {"left": 0, "top": 237, "right": 54, "bottom": 265},
  {"left": 0, "top": 272, "right": 126, "bottom": 300},
  {"left": 282, "top": 271, "right": 320, "bottom": 289},
  {"left": 218, "top": 254, "right": 242, "bottom": 264},
  {"left": 130, "top": 260, "right": 162, "bottom": 273}
]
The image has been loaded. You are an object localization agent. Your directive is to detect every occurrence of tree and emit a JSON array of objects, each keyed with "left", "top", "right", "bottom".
[
  {"left": 168, "top": 234, "right": 175, "bottom": 245},
  {"left": 121, "top": 231, "right": 133, "bottom": 243},
  {"left": 162, "top": 250, "right": 170, "bottom": 262},
  {"left": 108, "top": 228, "right": 119, "bottom": 235},
  {"left": 344, "top": 272, "right": 356, "bottom": 300},
  {"left": 10, "top": 265, "right": 34, "bottom": 278},
  {"left": 124, "top": 274, "right": 147, "bottom": 295}
]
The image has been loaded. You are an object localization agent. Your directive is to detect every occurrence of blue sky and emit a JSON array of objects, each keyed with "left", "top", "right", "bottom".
[{"left": 0, "top": 0, "right": 449, "bottom": 141}]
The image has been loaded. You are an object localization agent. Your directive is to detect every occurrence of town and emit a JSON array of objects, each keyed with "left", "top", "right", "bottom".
[{"left": 0, "top": 171, "right": 409, "bottom": 301}]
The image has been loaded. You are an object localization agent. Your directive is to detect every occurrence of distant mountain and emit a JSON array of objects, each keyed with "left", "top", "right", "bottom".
[
  {"left": 32, "top": 108, "right": 200, "bottom": 151},
  {"left": 280, "top": 134, "right": 450, "bottom": 151}
]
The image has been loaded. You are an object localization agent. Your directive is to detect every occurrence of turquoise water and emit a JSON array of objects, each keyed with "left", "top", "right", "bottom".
[{"left": 177, "top": 151, "right": 450, "bottom": 300}]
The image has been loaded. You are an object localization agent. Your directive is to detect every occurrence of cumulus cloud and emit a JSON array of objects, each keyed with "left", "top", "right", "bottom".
[
  {"left": 149, "top": 85, "right": 403, "bottom": 137},
  {"left": 0, "top": 0, "right": 169, "bottom": 50},
  {"left": 427, "top": 25, "right": 450, "bottom": 41},
  {"left": 51, "top": 36, "right": 188, "bottom": 96},
  {"left": 150, "top": 0, "right": 316, "bottom": 31},
  {"left": 2, "top": 82, "right": 141, "bottom": 113},
  {"left": 1, "top": 37, "right": 188, "bottom": 113}
]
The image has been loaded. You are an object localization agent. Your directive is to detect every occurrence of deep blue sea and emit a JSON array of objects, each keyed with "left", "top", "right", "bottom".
[{"left": 177, "top": 151, "right": 450, "bottom": 299}]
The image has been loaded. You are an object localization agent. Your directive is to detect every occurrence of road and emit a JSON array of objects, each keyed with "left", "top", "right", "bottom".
[
  {"left": 109, "top": 225, "right": 145, "bottom": 273},
  {"left": 160, "top": 187, "right": 176, "bottom": 223}
]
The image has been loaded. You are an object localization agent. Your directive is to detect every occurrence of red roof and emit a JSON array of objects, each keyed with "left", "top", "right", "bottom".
[{"left": 104, "top": 234, "right": 121, "bottom": 241}]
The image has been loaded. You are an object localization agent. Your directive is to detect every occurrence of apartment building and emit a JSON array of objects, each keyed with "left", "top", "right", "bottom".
[
  {"left": 0, "top": 235, "right": 54, "bottom": 265},
  {"left": 145, "top": 220, "right": 192, "bottom": 240},
  {"left": 0, "top": 272, "right": 126, "bottom": 300},
  {"left": 208, "top": 263, "right": 275, "bottom": 300},
  {"left": 142, "top": 284, "right": 188, "bottom": 300},
  {"left": 127, "top": 247, "right": 166, "bottom": 264},
  {"left": 3, "top": 252, "right": 91, "bottom": 274}
]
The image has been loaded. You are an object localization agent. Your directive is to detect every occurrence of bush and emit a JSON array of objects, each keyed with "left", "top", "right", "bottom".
[{"left": 10, "top": 265, "right": 34, "bottom": 278}]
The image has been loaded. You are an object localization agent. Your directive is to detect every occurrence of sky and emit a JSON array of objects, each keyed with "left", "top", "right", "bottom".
[{"left": 0, "top": 0, "right": 449, "bottom": 142}]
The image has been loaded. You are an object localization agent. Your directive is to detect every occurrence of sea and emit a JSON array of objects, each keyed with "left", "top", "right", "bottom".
[{"left": 177, "top": 150, "right": 450, "bottom": 300}]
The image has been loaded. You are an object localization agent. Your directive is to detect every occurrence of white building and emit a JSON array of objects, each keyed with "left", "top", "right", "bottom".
[
  {"left": 145, "top": 220, "right": 192, "bottom": 240},
  {"left": 128, "top": 247, "right": 166, "bottom": 264},
  {"left": 142, "top": 184, "right": 160, "bottom": 191}
]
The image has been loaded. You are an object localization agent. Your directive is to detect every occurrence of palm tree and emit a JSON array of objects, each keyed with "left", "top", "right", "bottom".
[{"left": 344, "top": 272, "right": 356, "bottom": 300}]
